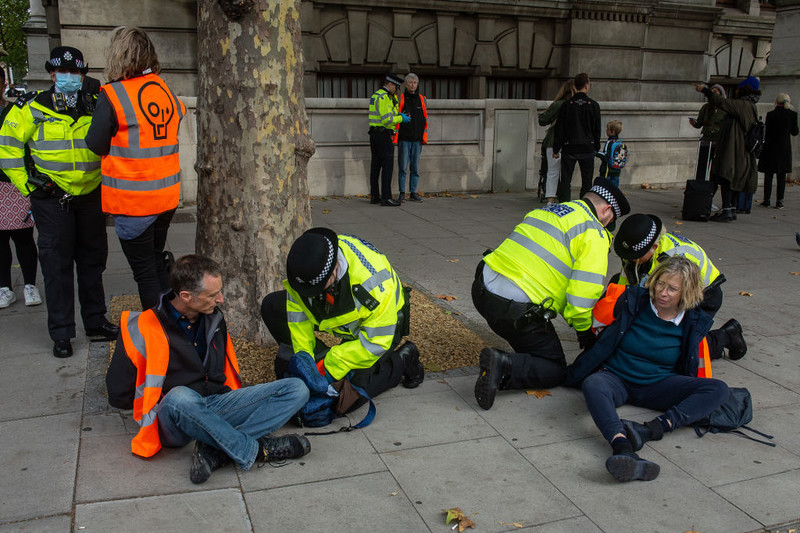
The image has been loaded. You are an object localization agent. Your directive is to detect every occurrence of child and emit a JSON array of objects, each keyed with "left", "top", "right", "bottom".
[{"left": 598, "top": 120, "right": 627, "bottom": 188}]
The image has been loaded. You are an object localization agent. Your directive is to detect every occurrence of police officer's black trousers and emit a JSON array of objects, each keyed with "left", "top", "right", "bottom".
[
  {"left": 30, "top": 187, "right": 108, "bottom": 341},
  {"left": 471, "top": 264, "right": 566, "bottom": 389},
  {"left": 369, "top": 128, "right": 395, "bottom": 201},
  {"left": 260, "top": 290, "right": 404, "bottom": 401}
]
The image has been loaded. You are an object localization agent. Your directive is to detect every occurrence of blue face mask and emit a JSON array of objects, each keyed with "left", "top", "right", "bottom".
[{"left": 54, "top": 72, "right": 83, "bottom": 93}]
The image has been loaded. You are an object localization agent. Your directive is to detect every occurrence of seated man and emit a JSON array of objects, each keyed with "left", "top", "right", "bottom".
[
  {"left": 261, "top": 228, "right": 424, "bottom": 402},
  {"left": 612, "top": 213, "right": 746, "bottom": 359},
  {"left": 106, "top": 255, "right": 311, "bottom": 484}
]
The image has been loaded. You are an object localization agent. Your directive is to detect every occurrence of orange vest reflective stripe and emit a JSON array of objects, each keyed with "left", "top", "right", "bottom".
[
  {"left": 101, "top": 74, "right": 185, "bottom": 216},
  {"left": 121, "top": 309, "right": 241, "bottom": 458},
  {"left": 393, "top": 93, "right": 428, "bottom": 144},
  {"left": 590, "top": 283, "right": 712, "bottom": 378}
]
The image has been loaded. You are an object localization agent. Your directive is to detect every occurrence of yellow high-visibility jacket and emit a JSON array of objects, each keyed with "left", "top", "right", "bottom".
[
  {"left": 483, "top": 201, "right": 612, "bottom": 332},
  {"left": 368, "top": 88, "right": 402, "bottom": 130},
  {"left": 618, "top": 233, "right": 722, "bottom": 289}
]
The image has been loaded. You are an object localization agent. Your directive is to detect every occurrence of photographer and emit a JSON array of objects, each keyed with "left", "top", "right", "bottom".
[{"left": 0, "top": 46, "right": 118, "bottom": 358}]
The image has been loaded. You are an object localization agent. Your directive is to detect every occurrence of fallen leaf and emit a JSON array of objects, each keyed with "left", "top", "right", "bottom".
[
  {"left": 322, "top": 209, "right": 330, "bottom": 214},
  {"left": 500, "top": 522, "right": 526, "bottom": 528},
  {"left": 437, "top": 379, "right": 448, "bottom": 384},
  {"left": 526, "top": 389, "right": 552, "bottom": 399},
  {"left": 443, "top": 508, "right": 476, "bottom": 532},
  {"left": 640, "top": 183, "right": 654, "bottom": 189},
  {"left": 790, "top": 272, "right": 800, "bottom": 276},
  {"left": 469, "top": 195, "right": 479, "bottom": 198},
  {"left": 425, "top": 362, "right": 443, "bottom": 372},
  {"left": 674, "top": 221, "right": 683, "bottom": 225},
  {"left": 435, "top": 294, "right": 458, "bottom": 301},
  {"left": 447, "top": 258, "right": 460, "bottom": 263},
  {"left": 390, "top": 489, "right": 401, "bottom": 496},
  {"left": 739, "top": 291, "right": 753, "bottom": 297},
  {"left": 355, "top": 194, "right": 368, "bottom": 198}
]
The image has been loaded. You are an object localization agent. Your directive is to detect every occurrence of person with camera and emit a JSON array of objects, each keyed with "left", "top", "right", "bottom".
[
  {"left": 0, "top": 46, "right": 118, "bottom": 358},
  {"left": 472, "top": 178, "right": 630, "bottom": 410}
]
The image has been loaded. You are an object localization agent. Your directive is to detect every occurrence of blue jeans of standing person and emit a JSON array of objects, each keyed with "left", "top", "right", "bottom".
[
  {"left": 157, "top": 378, "right": 309, "bottom": 470},
  {"left": 397, "top": 140, "right": 422, "bottom": 194},
  {"left": 581, "top": 370, "right": 729, "bottom": 443}
]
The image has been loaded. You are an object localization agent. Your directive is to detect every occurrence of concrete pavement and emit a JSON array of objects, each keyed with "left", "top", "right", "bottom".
[{"left": 1, "top": 186, "right": 799, "bottom": 532}]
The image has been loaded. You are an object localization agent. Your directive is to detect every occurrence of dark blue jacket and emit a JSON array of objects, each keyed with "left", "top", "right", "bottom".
[{"left": 564, "top": 285, "right": 713, "bottom": 387}]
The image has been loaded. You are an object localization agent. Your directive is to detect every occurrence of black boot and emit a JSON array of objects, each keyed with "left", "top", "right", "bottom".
[
  {"left": 605, "top": 450, "right": 660, "bottom": 482},
  {"left": 621, "top": 419, "right": 663, "bottom": 452},
  {"left": 710, "top": 208, "right": 735, "bottom": 222},
  {"left": 190, "top": 441, "right": 231, "bottom": 484},
  {"left": 474, "top": 348, "right": 512, "bottom": 410},
  {"left": 720, "top": 318, "right": 747, "bottom": 360},
  {"left": 256, "top": 434, "right": 311, "bottom": 465},
  {"left": 396, "top": 341, "right": 424, "bottom": 388}
]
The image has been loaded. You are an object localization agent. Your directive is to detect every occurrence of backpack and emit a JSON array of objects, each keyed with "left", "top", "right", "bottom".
[
  {"left": 744, "top": 115, "right": 765, "bottom": 157},
  {"left": 692, "top": 387, "right": 775, "bottom": 446},
  {"left": 287, "top": 352, "right": 376, "bottom": 434},
  {"left": 601, "top": 139, "right": 628, "bottom": 172}
]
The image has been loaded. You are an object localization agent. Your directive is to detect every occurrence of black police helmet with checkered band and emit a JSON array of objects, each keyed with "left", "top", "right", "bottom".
[
  {"left": 45, "top": 46, "right": 89, "bottom": 75},
  {"left": 613, "top": 213, "right": 663, "bottom": 260},
  {"left": 589, "top": 177, "right": 630, "bottom": 221},
  {"left": 286, "top": 227, "right": 339, "bottom": 299}
]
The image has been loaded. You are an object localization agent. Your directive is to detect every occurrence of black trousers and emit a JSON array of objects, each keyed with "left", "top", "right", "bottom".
[
  {"left": 119, "top": 209, "right": 175, "bottom": 310},
  {"left": 369, "top": 128, "right": 395, "bottom": 201},
  {"left": 0, "top": 227, "right": 38, "bottom": 287},
  {"left": 260, "top": 290, "right": 404, "bottom": 401},
  {"left": 30, "top": 187, "right": 108, "bottom": 341},
  {"left": 762, "top": 173, "right": 786, "bottom": 203},
  {"left": 559, "top": 151, "right": 595, "bottom": 200},
  {"left": 471, "top": 263, "right": 567, "bottom": 389}
]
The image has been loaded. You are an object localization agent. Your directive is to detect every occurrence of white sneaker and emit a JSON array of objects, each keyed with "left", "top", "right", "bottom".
[
  {"left": 24, "top": 284, "right": 42, "bottom": 306},
  {"left": 0, "top": 287, "right": 16, "bottom": 308}
]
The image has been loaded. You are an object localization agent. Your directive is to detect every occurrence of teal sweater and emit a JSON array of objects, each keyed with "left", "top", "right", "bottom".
[{"left": 604, "top": 305, "right": 682, "bottom": 385}]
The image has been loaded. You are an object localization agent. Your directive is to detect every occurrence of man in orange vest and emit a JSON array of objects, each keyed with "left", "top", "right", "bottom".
[
  {"left": 106, "top": 255, "right": 311, "bottom": 484},
  {"left": 393, "top": 73, "right": 428, "bottom": 203}
]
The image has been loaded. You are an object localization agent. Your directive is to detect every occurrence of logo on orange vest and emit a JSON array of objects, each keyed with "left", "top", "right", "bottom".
[{"left": 137, "top": 82, "right": 174, "bottom": 140}]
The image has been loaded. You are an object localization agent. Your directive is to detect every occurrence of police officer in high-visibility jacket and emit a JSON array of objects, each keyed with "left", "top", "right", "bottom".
[
  {"left": 261, "top": 228, "right": 424, "bottom": 401},
  {"left": 0, "top": 46, "right": 119, "bottom": 358},
  {"left": 368, "top": 74, "right": 409, "bottom": 206},
  {"left": 612, "top": 213, "right": 746, "bottom": 360},
  {"left": 472, "top": 178, "right": 630, "bottom": 410}
]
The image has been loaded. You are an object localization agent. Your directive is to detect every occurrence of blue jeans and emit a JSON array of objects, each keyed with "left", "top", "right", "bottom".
[
  {"left": 157, "top": 378, "right": 309, "bottom": 470},
  {"left": 397, "top": 140, "right": 422, "bottom": 194},
  {"left": 581, "top": 370, "right": 729, "bottom": 444}
]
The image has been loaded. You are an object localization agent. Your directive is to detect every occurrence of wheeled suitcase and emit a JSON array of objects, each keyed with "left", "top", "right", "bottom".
[{"left": 682, "top": 179, "right": 715, "bottom": 221}]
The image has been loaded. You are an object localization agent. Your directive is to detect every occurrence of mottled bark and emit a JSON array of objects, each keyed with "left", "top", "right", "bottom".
[{"left": 196, "top": 0, "right": 315, "bottom": 342}]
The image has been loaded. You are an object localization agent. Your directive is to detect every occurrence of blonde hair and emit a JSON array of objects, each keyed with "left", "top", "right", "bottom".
[
  {"left": 554, "top": 80, "right": 576, "bottom": 102},
  {"left": 647, "top": 256, "right": 704, "bottom": 311},
  {"left": 607, "top": 120, "right": 623, "bottom": 136},
  {"left": 105, "top": 27, "right": 161, "bottom": 81},
  {"left": 775, "top": 93, "right": 793, "bottom": 110}
]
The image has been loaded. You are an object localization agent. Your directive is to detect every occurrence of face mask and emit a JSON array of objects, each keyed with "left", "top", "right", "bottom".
[{"left": 54, "top": 72, "right": 82, "bottom": 93}]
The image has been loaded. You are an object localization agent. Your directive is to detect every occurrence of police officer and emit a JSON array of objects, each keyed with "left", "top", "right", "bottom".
[
  {"left": 0, "top": 46, "right": 118, "bottom": 358},
  {"left": 612, "top": 213, "right": 746, "bottom": 360},
  {"left": 260, "top": 228, "right": 424, "bottom": 401},
  {"left": 369, "top": 74, "right": 409, "bottom": 206},
  {"left": 472, "top": 178, "right": 630, "bottom": 410}
]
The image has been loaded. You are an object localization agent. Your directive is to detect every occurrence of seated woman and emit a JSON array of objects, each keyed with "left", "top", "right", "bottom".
[{"left": 565, "top": 256, "right": 730, "bottom": 482}]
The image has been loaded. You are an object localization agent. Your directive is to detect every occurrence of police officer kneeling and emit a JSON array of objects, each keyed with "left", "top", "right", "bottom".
[
  {"left": 472, "top": 178, "right": 630, "bottom": 410},
  {"left": 261, "top": 228, "right": 424, "bottom": 404}
]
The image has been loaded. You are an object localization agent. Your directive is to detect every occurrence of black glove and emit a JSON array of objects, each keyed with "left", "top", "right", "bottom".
[{"left": 576, "top": 328, "right": 597, "bottom": 351}]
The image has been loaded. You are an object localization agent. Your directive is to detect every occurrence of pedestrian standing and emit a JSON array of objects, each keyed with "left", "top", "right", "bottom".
[
  {"left": 758, "top": 93, "right": 798, "bottom": 209},
  {"left": 394, "top": 73, "right": 428, "bottom": 203}
]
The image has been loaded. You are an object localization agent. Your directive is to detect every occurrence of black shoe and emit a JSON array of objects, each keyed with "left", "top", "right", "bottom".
[
  {"left": 86, "top": 320, "right": 120, "bottom": 341},
  {"left": 605, "top": 450, "right": 660, "bottom": 482},
  {"left": 720, "top": 318, "right": 747, "bottom": 360},
  {"left": 760, "top": 200, "right": 771, "bottom": 208},
  {"left": 620, "top": 419, "right": 657, "bottom": 452},
  {"left": 408, "top": 193, "right": 423, "bottom": 202},
  {"left": 474, "top": 348, "right": 511, "bottom": 410},
  {"left": 776, "top": 200, "right": 784, "bottom": 209},
  {"left": 370, "top": 197, "right": 381, "bottom": 205},
  {"left": 396, "top": 341, "right": 424, "bottom": 388},
  {"left": 190, "top": 441, "right": 231, "bottom": 484},
  {"left": 710, "top": 209, "right": 734, "bottom": 223},
  {"left": 381, "top": 198, "right": 401, "bottom": 206},
  {"left": 53, "top": 339, "right": 73, "bottom": 358},
  {"left": 256, "top": 434, "right": 310, "bottom": 465}
]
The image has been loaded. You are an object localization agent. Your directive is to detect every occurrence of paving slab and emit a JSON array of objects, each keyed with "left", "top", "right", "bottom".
[
  {"left": 0, "top": 412, "right": 80, "bottom": 523},
  {"left": 382, "top": 436, "right": 582, "bottom": 532},
  {"left": 245, "top": 471, "right": 426, "bottom": 533},
  {"left": 0, "top": 516, "right": 72, "bottom": 532},
  {"left": 74, "top": 489, "right": 250, "bottom": 533},
  {"left": 714, "top": 469, "right": 800, "bottom": 527},
  {"left": 521, "top": 438, "right": 763, "bottom": 533}
]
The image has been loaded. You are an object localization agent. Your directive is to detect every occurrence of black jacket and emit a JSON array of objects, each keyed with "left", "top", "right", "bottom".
[
  {"left": 106, "top": 292, "right": 237, "bottom": 409},
  {"left": 553, "top": 91, "right": 601, "bottom": 155},
  {"left": 397, "top": 91, "right": 427, "bottom": 143},
  {"left": 758, "top": 106, "right": 799, "bottom": 174}
]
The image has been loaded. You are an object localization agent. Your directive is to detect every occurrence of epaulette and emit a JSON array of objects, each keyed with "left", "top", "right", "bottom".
[
  {"left": 14, "top": 91, "right": 38, "bottom": 108},
  {"left": 352, "top": 284, "right": 379, "bottom": 311}
]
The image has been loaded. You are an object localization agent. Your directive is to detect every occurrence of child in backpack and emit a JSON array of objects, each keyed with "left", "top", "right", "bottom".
[{"left": 598, "top": 120, "right": 627, "bottom": 188}]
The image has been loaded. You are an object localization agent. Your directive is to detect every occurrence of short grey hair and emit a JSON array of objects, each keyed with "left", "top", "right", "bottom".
[{"left": 405, "top": 73, "right": 419, "bottom": 83}]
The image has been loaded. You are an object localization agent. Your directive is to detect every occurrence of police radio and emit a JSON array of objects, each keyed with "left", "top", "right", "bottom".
[{"left": 51, "top": 93, "right": 68, "bottom": 113}]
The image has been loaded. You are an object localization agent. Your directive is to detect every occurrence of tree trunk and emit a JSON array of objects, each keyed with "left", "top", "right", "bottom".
[{"left": 196, "top": 0, "right": 315, "bottom": 342}]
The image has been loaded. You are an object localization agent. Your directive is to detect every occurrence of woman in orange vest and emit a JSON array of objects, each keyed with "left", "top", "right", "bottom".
[
  {"left": 87, "top": 27, "right": 185, "bottom": 310},
  {"left": 565, "top": 257, "right": 732, "bottom": 483}
]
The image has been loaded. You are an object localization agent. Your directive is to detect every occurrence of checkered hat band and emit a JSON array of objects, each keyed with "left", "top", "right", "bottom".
[
  {"left": 590, "top": 184, "right": 620, "bottom": 218},
  {"left": 632, "top": 221, "right": 657, "bottom": 252},
  {"left": 309, "top": 237, "right": 335, "bottom": 286},
  {"left": 51, "top": 58, "right": 61, "bottom": 66}
]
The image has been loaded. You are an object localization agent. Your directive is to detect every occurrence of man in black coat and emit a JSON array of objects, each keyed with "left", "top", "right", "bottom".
[{"left": 758, "top": 93, "right": 799, "bottom": 208}]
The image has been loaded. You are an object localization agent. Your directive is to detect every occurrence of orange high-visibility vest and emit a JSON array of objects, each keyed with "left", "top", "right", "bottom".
[
  {"left": 120, "top": 309, "right": 241, "bottom": 458},
  {"left": 101, "top": 73, "right": 185, "bottom": 216},
  {"left": 393, "top": 93, "right": 428, "bottom": 144},
  {"left": 591, "top": 283, "right": 712, "bottom": 379}
]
